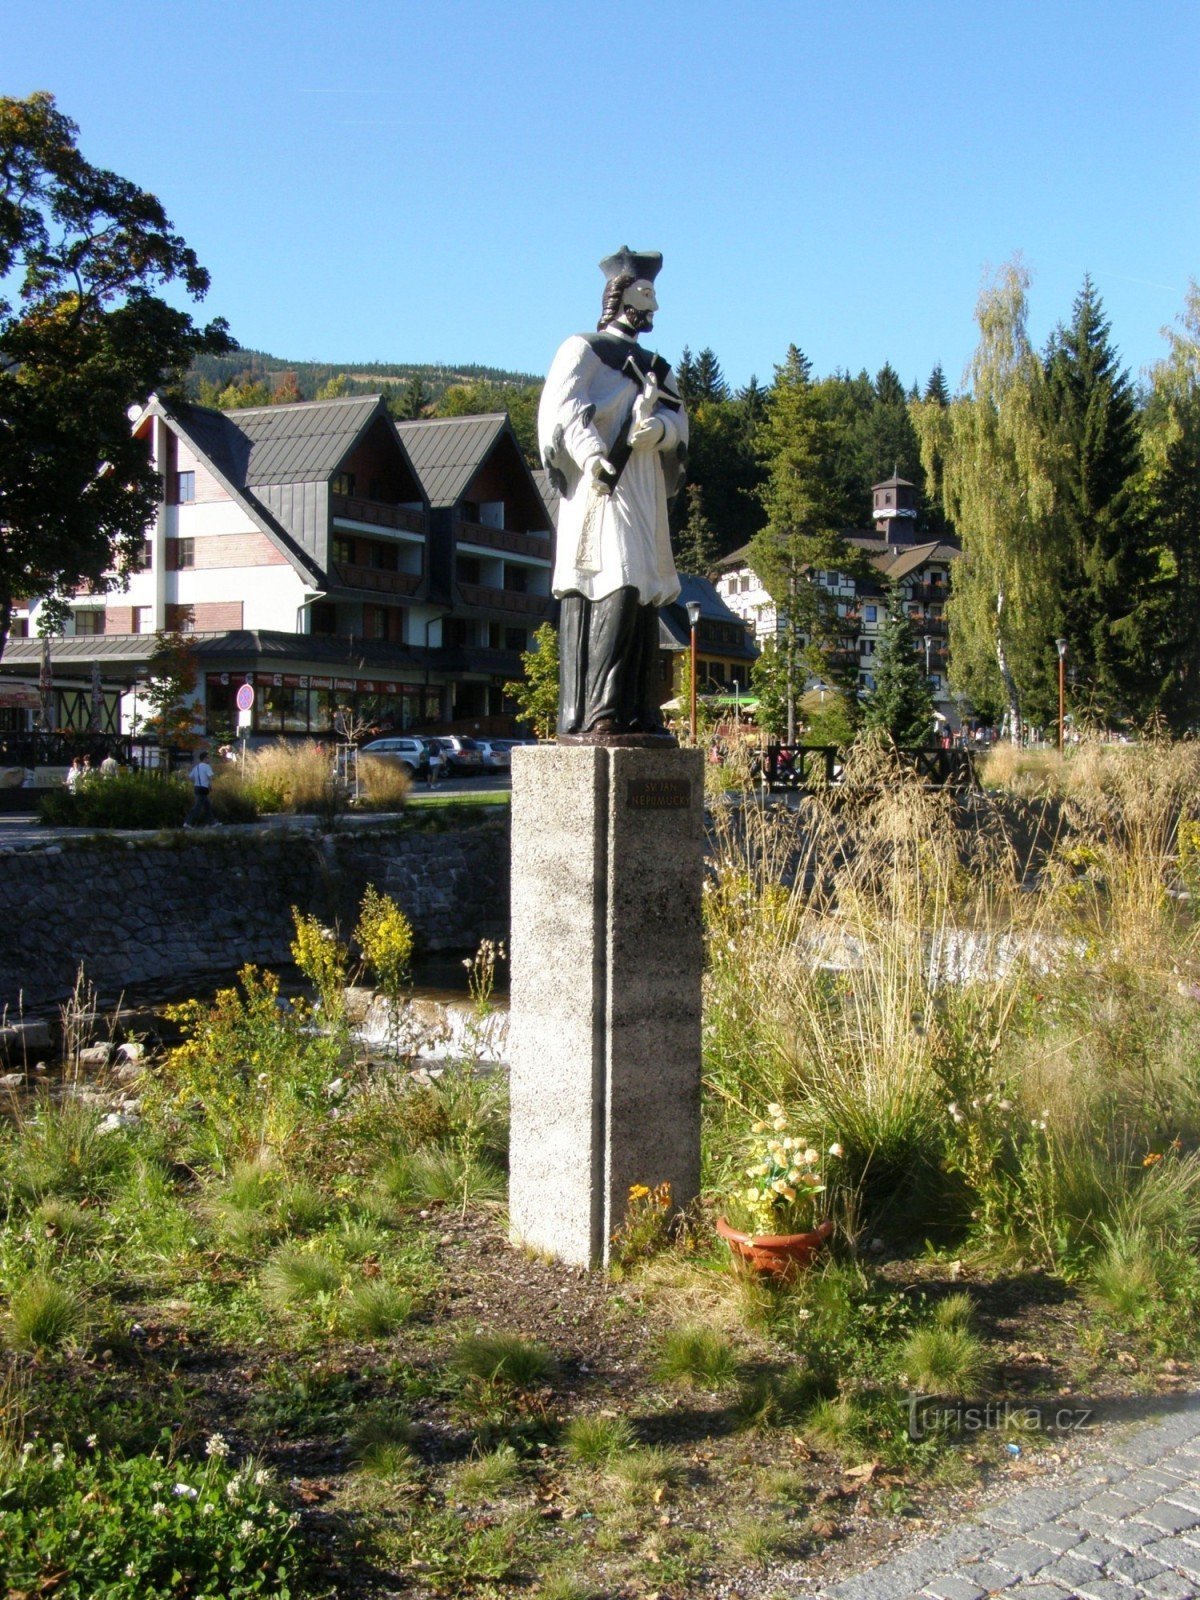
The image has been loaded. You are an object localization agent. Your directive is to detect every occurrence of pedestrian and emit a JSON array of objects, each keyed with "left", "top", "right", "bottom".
[
  {"left": 100, "top": 753, "right": 119, "bottom": 778},
  {"left": 65, "top": 756, "right": 82, "bottom": 793},
  {"left": 185, "top": 749, "right": 215, "bottom": 828}
]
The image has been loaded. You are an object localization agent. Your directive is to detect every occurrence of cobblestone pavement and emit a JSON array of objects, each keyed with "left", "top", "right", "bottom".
[{"left": 803, "top": 1398, "right": 1200, "bottom": 1599}]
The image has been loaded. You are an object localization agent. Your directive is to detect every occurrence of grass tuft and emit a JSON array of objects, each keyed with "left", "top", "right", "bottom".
[
  {"left": 656, "top": 1324, "right": 739, "bottom": 1388},
  {"left": 451, "top": 1333, "right": 556, "bottom": 1388},
  {"left": 7, "top": 1276, "right": 88, "bottom": 1352},
  {"left": 563, "top": 1412, "right": 636, "bottom": 1466},
  {"left": 340, "top": 1280, "right": 414, "bottom": 1339},
  {"left": 454, "top": 1442, "right": 523, "bottom": 1499},
  {"left": 897, "top": 1323, "right": 991, "bottom": 1397},
  {"left": 261, "top": 1245, "right": 341, "bottom": 1309}
]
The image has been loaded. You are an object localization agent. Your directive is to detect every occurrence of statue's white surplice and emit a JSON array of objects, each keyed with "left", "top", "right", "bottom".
[{"left": 539, "top": 327, "right": 687, "bottom": 609}]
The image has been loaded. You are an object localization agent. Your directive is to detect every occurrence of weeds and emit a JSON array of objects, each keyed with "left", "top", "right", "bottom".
[{"left": 656, "top": 1324, "right": 739, "bottom": 1387}]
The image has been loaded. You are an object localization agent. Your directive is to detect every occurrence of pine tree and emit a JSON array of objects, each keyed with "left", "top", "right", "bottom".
[
  {"left": 395, "top": 373, "right": 431, "bottom": 419},
  {"left": 674, "top": 346, "right": 698, "bottom": 406},
  {"left": 1042, "top": 277, "right": 1151, "bottom": 718},
  {"left": 861, "top": 595, "right": 935, "bottom": 745}
]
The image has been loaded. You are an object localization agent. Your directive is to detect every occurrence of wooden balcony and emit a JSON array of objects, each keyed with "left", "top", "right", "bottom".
[
  {"left": 456, "top": 582, "right": 552, "bottom": 618},
  {"left": 453, "top": 518, "right": 552, "bottom": 561},
  {"left": 332, "top": 494, "right": 425, "bottom": 535},
  {"left": 333, "top": 562, "right": 422, "bottom": 597}
]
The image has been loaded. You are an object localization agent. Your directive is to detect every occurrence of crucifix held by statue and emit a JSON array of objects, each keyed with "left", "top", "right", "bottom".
[{"left": 538, "top": 248, "right": 688, "bottom": 744}]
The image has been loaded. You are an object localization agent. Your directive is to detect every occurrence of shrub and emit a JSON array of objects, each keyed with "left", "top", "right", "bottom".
[
  {"left": 290, "top": 909, "right": 348, "bottom": 1021},
  {"left": 38, "top": 771, "right": 190, "bottom": 830},
  {"left": 247, "top": 739, "right": 336, "bottom": 815},
  {"left": 0, "top": 1442, "right": 302, "bottom": 1598},
  {"left": 355, "top": 885, "right": 414, "bottom": 999},
  {"left": 209, "top": 770, "right": 260, "bottom": 823}
]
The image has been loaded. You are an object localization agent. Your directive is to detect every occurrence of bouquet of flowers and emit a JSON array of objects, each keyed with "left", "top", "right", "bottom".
[{"left": 726, "top": 1103, "right": 841, "bottom": 1237}]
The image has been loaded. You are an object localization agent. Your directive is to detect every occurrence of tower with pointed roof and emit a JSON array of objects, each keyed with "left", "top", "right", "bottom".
[{"left": 872, "top": 472, "right": 918, "bottom": 545}]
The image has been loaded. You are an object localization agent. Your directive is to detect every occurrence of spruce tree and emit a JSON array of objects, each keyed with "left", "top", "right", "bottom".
[
  {"left": 924, "top": 365, "right": 951, "bottom": 406},
  {"left": 1043, "top": 277, "right": 1151, "bottom": 718},
  {"left": 692, "top": 347, "right": 728, "bottom": 401},
  {"left": 673, "top": 484, "right": 719, "bottom": 576},
  {"left": 862, "top": 595, "right": 935, "bottom": 745}
]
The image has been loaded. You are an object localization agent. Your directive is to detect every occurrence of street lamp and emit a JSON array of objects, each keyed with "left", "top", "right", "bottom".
[
  {"left": 1055, "top": 637, "right": 1068, "bottom": 753},
  {"left": 924, "top": 633, "right": 933, "bottom": 679},
  {"left": 686, "top": 601, "right": 702, "bottom": 742}
]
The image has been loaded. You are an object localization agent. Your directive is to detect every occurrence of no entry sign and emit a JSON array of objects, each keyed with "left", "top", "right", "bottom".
[{"left": 236, "top": 683, "right": 255, "bottom": 713}]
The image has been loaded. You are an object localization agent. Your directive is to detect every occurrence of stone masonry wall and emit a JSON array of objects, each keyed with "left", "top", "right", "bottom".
[{"left": 0, "top": 815, "right": 510, "bottom": 1008}]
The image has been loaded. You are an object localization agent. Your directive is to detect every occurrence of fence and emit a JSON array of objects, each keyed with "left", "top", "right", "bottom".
[{"left": 760, "top": 744, "right": 977, "bottom": 792}]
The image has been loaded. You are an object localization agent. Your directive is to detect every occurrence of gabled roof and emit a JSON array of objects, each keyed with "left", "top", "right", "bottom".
[
  {"left": 395, "top": 413, "right": 510, "bottom": 509},
  {"left": 207, "top": 395, "right": 385, "bottom": 485},
  {"left": 147, "top": 397, "right": 327, "bottom": 586}
]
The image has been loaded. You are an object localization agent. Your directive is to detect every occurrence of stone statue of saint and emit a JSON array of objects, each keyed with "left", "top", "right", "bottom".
[{"left": 539, "top": 248, "right": 688, "bottom": 743}]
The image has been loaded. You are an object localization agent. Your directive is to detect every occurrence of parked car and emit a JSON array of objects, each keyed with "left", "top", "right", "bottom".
[
  {"left": 477, "top": 739, "right": 516, "bottom": 772},
  {"left": 430, "top": 735, "right": 485, "bottom": 776},
  {"left": 359, "top": 736, "right": 430, "bottom": 778}
]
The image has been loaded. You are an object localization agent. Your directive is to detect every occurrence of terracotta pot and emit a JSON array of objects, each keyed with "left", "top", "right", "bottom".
[{"left": 716, "top": 1216, "right": 834, "bottom": 1280}]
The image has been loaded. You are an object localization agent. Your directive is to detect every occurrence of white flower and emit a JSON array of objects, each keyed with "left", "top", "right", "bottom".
[
  {"left": 85, "top": 1434, "right": 98, "bottom": 1450},
  {"left": 173, "top": 1483, "right": 199, "bottom": 1500},
  {"left": 152, "top": 1502, "right": 167, "bottom": 1516},
  {"left": 225, "top": 1481, "right": 241, "bottom": 1502},
  {"left": 828, "top": 1142, "right": 844, "bottom": 1158},
  {"left": 802, "top": 1148, "right": 818, "bottom": 1165},
  {"left": 124, "top": 1563, "right": 137, "bottom": 1577},
  {"left": 325, "top": 1077, "right": 345, "bottom": 1098},
  {"left": 201, "top": 1502, "right": 216, "bottom": 1517},
  {"left": 205, "top": 1432, "right": 230, "bottom": 1460},
  {"left": 796, "top": 1308, "right": 811, "bottom": 1321},
  {"left": 253, "top": 1467, "right": 271, "bottom": 1487},
  {"left": 239, "top": 1518, "right": 256, "bottom": 1538}
]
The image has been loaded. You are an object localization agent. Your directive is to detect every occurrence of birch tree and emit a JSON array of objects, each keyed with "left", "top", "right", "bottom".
[{"left": 913, "top": 261, "right": 1060, "bottom": 739}]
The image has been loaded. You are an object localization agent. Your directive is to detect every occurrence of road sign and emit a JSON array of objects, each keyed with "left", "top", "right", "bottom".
[{"left": 236, "top": 683, "right": 255, "bottom": 713}]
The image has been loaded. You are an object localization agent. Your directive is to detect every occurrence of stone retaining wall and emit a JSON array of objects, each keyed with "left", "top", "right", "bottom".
[{"left": 0, "top": 814, "right": 510, "bottom": 1008}]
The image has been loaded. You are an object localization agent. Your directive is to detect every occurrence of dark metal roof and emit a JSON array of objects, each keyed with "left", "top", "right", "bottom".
[
  {"left": 533, "top": 467, "right": 560, "bottom": 524},
  {"left": 206, "top": 396, "right": 385, "bottom": 486},
  {"left": 396, "top": 413, "right": 509, "bottom": 509},
  {"left": 659, "top": 576, "right": 759, "bottom": 659}
]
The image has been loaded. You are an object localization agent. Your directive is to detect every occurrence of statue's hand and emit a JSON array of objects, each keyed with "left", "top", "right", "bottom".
[
  {"left": 587, "top": 454, "right": 616, "bottom": 491},
  {"left": 629, "top": 415, "right": 666, "bottom": 451}
]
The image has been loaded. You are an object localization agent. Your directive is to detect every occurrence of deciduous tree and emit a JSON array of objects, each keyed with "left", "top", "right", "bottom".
[
  {"left": 0, "top": 92, "right": 232, "bottom": 659},
  {"left": 503, "top": 621, "right": 558, "bottom": 740}
]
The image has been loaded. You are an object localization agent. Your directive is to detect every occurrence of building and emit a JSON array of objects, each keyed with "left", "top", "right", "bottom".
[
  {"left": 658, "top": 576, "right": 759, "bottom": 706},
  {"left": 4, "top": 395, "right": 554, "bottom": 739},
  {"left": 713, "top": 474, "right": 960, "bottom": 726}
]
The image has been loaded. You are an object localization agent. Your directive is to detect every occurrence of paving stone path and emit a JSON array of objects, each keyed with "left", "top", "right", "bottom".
[{"left": 808, "top": 1399, "right": 1200, "bottom": 1600}]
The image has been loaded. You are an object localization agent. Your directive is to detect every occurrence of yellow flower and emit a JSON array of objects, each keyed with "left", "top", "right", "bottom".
[
  {"left": 751, "top": 1121, "right": 769, "bottom": 1133},
  {"left": 744, "top": 1187, "right": 761, "bottom": 1204},
  {"left": 629, "top": 1183, "right": 650, "bottom": 1200},
  {"left": 1143, "top": 1152, "right": 1163, "bottom": 1167}
]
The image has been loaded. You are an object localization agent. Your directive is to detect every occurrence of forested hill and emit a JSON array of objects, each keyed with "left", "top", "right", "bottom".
[{"left": 185, "top": 349, "right": 540, "bottom": 406}]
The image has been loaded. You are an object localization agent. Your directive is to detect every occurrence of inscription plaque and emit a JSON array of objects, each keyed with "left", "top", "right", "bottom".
[{"left": 626, "top": 777, "right": 691, "bottom": 810}]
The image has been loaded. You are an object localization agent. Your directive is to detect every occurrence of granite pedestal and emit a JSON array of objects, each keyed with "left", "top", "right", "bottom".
[{"left": 508, "top": 744, "right": 704, "bottom": 1268}]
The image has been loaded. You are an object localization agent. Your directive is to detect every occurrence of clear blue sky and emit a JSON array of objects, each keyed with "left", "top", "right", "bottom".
[{"left": 7, "top": 0, "right": 1198, "bottom": 392}]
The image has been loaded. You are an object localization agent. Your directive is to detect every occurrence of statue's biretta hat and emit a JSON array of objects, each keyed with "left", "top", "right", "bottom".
[{"left": 599, "top": 247, "right": 663, "bottom": 285}]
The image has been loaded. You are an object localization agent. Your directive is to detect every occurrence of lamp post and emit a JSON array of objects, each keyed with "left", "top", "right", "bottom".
[
  {"left": 1056, "top": 637, "right": 1068, "bottom": 753},
  {"left": 686, "top": 601, "right": 702, "bottom": 743},
  {"left": 924, "top": 633, "right": 933, "bottom": 679}
]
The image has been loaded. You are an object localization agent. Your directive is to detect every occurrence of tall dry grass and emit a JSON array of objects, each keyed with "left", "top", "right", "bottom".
[{"left": 703, "top": 736, "right": 1200, "bottom": 1258}]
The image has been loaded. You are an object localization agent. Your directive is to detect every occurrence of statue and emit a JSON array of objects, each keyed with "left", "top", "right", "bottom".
[{"left": 539, "top": 248, "right": 688, "bottom": 743}]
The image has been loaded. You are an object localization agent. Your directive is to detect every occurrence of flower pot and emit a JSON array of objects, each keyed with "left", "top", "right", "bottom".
[{"left": 716, "top": 1216, "right": 834, "bottom": 1281}]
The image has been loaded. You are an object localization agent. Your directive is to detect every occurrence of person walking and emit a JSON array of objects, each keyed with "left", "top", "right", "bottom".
[{"left": 185, "top": 749, "right": 215, "bottom": 828}]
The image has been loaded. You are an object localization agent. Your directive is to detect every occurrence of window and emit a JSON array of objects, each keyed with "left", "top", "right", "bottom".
[
  {"left": 136, "top": 538, "right": 153, "bottom": 572},
  {"left": 310, "top": 602, "right": 337, "bottom": 635},
  {"left": 175, "top": 470, "right": 196, "bottom": 503},
  {"left": 333, "top": 536, "right": 354, "bottom": 566},
  {"left": 74, "top": 610, "right": 105, "bottom": 636},
  {"left": 860, "top": 639, "right": 875, "bottom": 656},
  {"left": 370, "top": 543, "right": 398, "bottom": 572},
  {"left": 176, "top": 536, "right": 195, "bottom": 569},
  {"left": 504, "top": 627, "right": 527, "bottom": 652},
  {"left": 503, "top": 565, "right": 528, "bottom": 593},
  {"left": 740, "top": 575, "right": 751, "bottom": 592},
  {"left": 133, "top": 606, "right": 153, "bottom": 634},
  {"left": 865, "top": 605, "right": 877, "bottom": 623},
  {"left": 457, "top": 557, "right": 482, "bottom": 586},
  {"left": 331, "top": 472, "right": 355, "bottom": 497}
]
